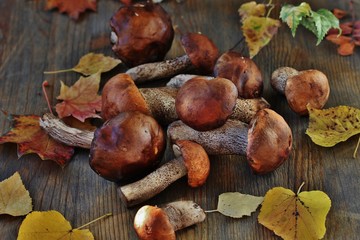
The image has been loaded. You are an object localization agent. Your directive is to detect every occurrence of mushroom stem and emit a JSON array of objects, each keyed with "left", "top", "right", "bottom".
[
  {"left": 126, "top": 55, "right": 193, "bottom": 83},
  {"left": 168, "top": 119, "right": 248, "bottom": 155},
  {"left": 119, "top": 157, "right": 188, "bottom": 207},
  {"left": 166, "top": 74, "right": 214, "bottom": 88},
  {"left": 161, "top": 200, "right": 206, "bottom": 231}
]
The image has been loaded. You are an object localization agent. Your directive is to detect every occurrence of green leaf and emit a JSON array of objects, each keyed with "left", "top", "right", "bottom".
[{"left": 280, "top": 2, "right": 311, "bottom": 37}]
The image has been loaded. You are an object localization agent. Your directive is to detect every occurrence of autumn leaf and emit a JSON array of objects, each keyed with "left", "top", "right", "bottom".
[
  {"left": 206, "top": 192, "right": 263, "bottom": 218},
  {"left": 280, "top": 2, "right": 311, "bottom": 37},
  {"left": 238, "top": 1, "right": 266, "bottom": 21},
  {"left": 0, "top": 115, "right": 74, "bottom": 166},
  {"left": 258, "top": 183, "right": 331, "bottom": 240},
  {"left": 0, "top": 172, "right": 32, "bottom": 216},
  {"left": 56, "top": 73, "right": 102, "bottom": 122},
  {"left": 18, "top": 210, "right": 94, "bottom": 240},
  {"left": 306, "top": 105, "right": 360, "bottom": 147},
  {"left": 44, "top": 53, "right": 122, "bottom": 76},
  {"left": 46, "top": 0, "right": 97, "bottom": 20},
  {"left": 242, "top": 16, "right": 281, "bottom": 58}
]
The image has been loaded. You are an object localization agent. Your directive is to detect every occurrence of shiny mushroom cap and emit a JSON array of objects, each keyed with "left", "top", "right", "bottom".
[
  {"left": 134, "top": 205, "right": 176, "bottom": 240},
  {"left": 246, "top": 109, "right": 292, "bottom": 174},
  {"left": 173, "top": 140, "right": 210, "bottom": 187},
  {"left": 214, "top": 51, "right": 263, "bottom": 98},
  {"left": 180, "top": 32, "right": 219, "bottom": 74},
  {"left": 101, "top": 73, "right": 150, "bottom": 121},
  {"left": 110, "top": 2, "right": 174, "bottom": 67},
  {"left": 89, "top": 111, "right": 165, "bottom": 182},
  {"left": 175, "top": 76, "right": 238, "bottom": 131}
]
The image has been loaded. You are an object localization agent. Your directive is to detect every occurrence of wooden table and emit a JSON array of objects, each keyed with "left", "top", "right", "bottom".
[{"left": 1, "top": 0, "right": 359, "bottom": 239}]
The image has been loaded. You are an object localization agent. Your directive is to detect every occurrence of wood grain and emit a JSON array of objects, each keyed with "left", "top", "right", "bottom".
[{"left": 1, "top": 0, "right": 360, "bottom": 239}]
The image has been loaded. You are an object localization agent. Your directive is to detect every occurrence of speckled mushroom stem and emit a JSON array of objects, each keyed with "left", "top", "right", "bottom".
[
  {"left": 126, "top": 55, "right": 193, "bottom": 83},
  {"left": 119, "top": 157, "right": 187, "bottom": 207},
  {"left": 168, "top": 119, "right": 248, "bottom": 155}
]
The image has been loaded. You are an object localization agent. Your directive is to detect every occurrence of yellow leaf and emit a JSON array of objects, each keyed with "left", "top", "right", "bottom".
[
  {"left": 17, "top": 210, "right": 94, "bottom": 240},
  {"left": 258, "top": 185, "right": 331, "bottom": 240},
  {"left": 73, "top": 53, "right": 122, "bottom": 76},
  {"left": 238, "top": 1, "right": 266, "bottom": 21},
  {"left": 242, "top": 16, "right": 281, "bottom": 58},
  {"left": 210, "top": 192, "right": 263, "bottom": 218},
  {"left": 306, "top": 105, "right": 360, "bottom": 147},
  {"left": 0, "top": 172, "right": 32, "bottom": 216}
]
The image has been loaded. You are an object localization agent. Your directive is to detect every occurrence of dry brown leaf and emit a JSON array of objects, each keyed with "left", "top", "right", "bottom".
[{"left": 46, "top": 0, "right": 97, "bottom": 20}]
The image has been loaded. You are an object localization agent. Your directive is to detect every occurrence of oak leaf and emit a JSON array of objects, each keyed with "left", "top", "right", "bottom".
[
  {"left": 44, "top": 53, "right": 122, "bottom": 76},
  {"left": 17, "top": 210, "right": 94, "bottom": 240},
  {"left": 258, "top": 184, "right": 331, "bottom": 240},
  {"left": 0, "top": 172, "right": 32, "bottom": 216},
  {"left": 306, "top": 105, "right": 360, "bottom": 147},
  {"left": 56, "top": 73, "right": 102, "bottom": 122},
  {"left": 207, "top": 192, "right": 263, "bottom": 218},
  {"left": 0, "top": 115, "right": 74, "bottom": 166},
  {"left": 242, "top": 16, "right": 281, "bottom": 58},
  {"left": 46, "top": 0, "right": 97, "bottom": 20}
]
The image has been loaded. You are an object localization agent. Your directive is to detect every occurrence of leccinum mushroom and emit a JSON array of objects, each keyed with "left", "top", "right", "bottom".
[
  {"left": 134, "top": 200, "right": 206, "bottom": 240},
  {"left": 271, "top": 67, "right": 330, "bottom": 115},
  {"left": 125, "top": 32, "right": 219, "bottom": 83},
  {"left": 168, "top": 108, "right": 293, "bottom": 174},
  {"left": 119, "top": 140, "right": 210, "bottom": 206}
]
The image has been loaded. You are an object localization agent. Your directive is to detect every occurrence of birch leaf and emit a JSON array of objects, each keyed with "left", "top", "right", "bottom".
[
  {"left": 0, "top": 172, "right": 32, "bottom": 216},
  {"left": 210, "top": 192, "right": 263, "bottom": 218},
  {"left": 238, "top": 1, "right": 266, "bottom": 21},
  {"left": 280, "top": 2, "right": 311, "bottom": 36},
  {"left": 306, "top": 105, "right": 360, "bottom": 147}
]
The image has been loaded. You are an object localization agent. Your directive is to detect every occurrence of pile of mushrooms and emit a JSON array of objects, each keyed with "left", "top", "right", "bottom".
[{"left": 38, "top": 1, "right": 334, "bottom": 238}]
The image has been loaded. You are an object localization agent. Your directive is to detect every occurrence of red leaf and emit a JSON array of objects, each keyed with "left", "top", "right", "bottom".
[
  {"left": 46, "top": 0, "right": 97, "bottom": 20},
  {"left": 0, "top": 115, "right": 74, "bottom": 166},
  {"left": 337, "top": 42, "right": 355, "bottom": 56},
  {"left": 333, "top": 8, "right": 347, "bottom": 19},
  {"left": 340, "top": 22, "right": 353, "bottom": 35},
  {"left": 326, "top": 34, "right": 352, "bottom": 45},
  {"left": 56, "top": 73, "right": 102, "bottom": 122}
]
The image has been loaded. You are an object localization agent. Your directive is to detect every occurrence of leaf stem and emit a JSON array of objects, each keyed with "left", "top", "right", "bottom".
[
  {"left": 353, "top": 135, "right": 360, "bottom": 159},
  {"left": 75, "top": 213, "right": 112, "bottom": 230},
  {"left": 266, "top": 0, "right": 274, "bottom": 18},
  {"left": 42, "top": 81, "right": 53, "bottom": 115},
  {"left": 204, "top": 209, "right": 218, "bottom": 213},
  {"left": 43, "top": 68, "right": 74, "bottom": 74},
  {"left": 296, "top": 182, "right": 305, "bottom": 195}
]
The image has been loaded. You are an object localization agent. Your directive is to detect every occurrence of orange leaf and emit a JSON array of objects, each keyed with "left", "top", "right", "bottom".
[
  {"left": 56, "top": 73, "right": 102, "bottom": 122},
  {"left": 325, "top": 34, "right": 352, "bottom": 45},
  {"left": 46, "top": 0, "right": 97, "bottom": 20},
  {"left": 0, "top": 115, "right": 74, "bottom": 166},
  {"left": 333, "top": 8, "right": 347, "bottom": 19},
  {"left": 337, "top": 41, "right": 355, "bottom": 56}
]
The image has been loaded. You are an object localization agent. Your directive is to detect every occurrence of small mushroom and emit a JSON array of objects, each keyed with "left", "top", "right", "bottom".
[
  {"left": 168, "top": 108, "right": 292, "bottom": 174},
  {"left": 119, "top": 140, "right": 210, "bottom": 206},
  {"left": 89, "top": 111, "right": 165, "bottom": 182},
  {"left": 125, "top": 32, "right": 219, "bottom": 83},
  {"left": 175, "top": 76, "right": 238, "bottom": 131},
  {"left": 214, "top": 51, "right": 263, "bottom": 98},
  {"left": 271, "top": 67, "right": 330, "bottom": 115},
  {"left": 134, "top": 200, "right": 206, "bottom": 240},
  {"left": 110, "top": 1, "right": 174, "bottom": 67}
]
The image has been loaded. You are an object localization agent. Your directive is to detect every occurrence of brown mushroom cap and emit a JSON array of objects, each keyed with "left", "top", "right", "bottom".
[
  {"left": 285, "top": 69, "right": 330, "bottom": 115},
  {"left": 110, "top": 2, "right": 174, "bottom": 67},
  {"left": 173, "top": 140, "right": 210, "bottom": 187},
  {"left": 101, "top": 73, "right": 150, "bottom": 121},
  {"left": 180, "top": 33, "right": 219, "bottom": 74},
  {"left": 214, "top": 51, "right": 263, "bottom": 98},
  {"left": 246, "top": 109, "right": 292, "bottom": 174},
  {"left": 175, "top": 76, "right": 238, "bottom": 131},
  {"left": 134, "top": 205, "right": 176, "bottom": 240},
  {"left": 89, "top": 111, "right": 165, "bottom": 182}
]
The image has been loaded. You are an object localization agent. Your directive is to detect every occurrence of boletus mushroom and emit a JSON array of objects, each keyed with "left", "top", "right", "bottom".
[
  {"left": 168, "top": 108, "right": 292, "bottom": 174},
  {"left": 271, "top": 67, "right": 330, "bottom": 115},
  {"left": 134, "top": 200, "right": 206, "bottom": 240},
  {"left": 89, "top": 111, "right": 165, "bottom": 182},
  {"left": 110, "top": 1, "right": 174, "bottom": 67}
]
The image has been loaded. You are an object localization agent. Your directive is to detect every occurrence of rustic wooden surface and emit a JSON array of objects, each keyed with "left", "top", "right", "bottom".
[{"left": 1, "top": 0, "right": 359, "bottom": 239}]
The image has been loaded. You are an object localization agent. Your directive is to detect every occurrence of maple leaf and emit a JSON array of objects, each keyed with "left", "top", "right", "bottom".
[
  {"left": 280, "top": 2, "right": 311, "bottom": 37},
  {"left": 0, "top": 172, "right": 32, "bottom": 216},
  {"left": 305, "top": 105, "right": 360, "bottom": 147},
  {"left": 17, "top": 210, "right": 94, "bottom": 240},
  {"left": 56, "top": 72, "right": 102, "bottom": 122},
  {"left": 206, "top": 192, "right": 264, "bottom": 218},
  {"left": 258, "top": 183, "right": 331, "bottom": 240},
  {"left": 0, "top": 115, "right": 74, "bottom": 166},
  {"left": 238, "top": 1, "right": 266, "bottom": 21},
  {"left": 44, "top": 53, "right": 122, "bottom": 76},
  {"left": 46, "top": 0, "right": 97, "bottom": 20},
  {"left": 242, "top": 16, "right": 281, "bottom": 58}
]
